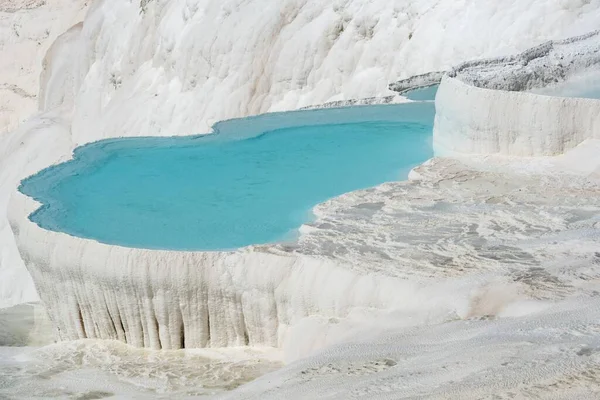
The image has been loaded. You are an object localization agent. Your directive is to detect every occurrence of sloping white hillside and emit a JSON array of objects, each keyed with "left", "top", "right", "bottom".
[{"left": 47, "top": 0, "right": 600, "bottom": 142}]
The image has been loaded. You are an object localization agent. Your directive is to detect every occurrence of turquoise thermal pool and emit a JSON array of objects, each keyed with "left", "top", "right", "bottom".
[
  {"left": 403, "top": 85, "right": 439, "bottom": 101},
  {"left": 19, "top": 103, "right": 434, "bottom": 250}
]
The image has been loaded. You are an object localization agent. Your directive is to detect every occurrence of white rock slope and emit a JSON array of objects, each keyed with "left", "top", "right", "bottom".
[
  {"left": 38, "top": 0, "right": 600, "bottom": 142},
  {"left": 0, "top": 0, "right": 89, "bottom": 308},
  {"left": 0, "top": 0, "right": 88, "bottom": 133}
]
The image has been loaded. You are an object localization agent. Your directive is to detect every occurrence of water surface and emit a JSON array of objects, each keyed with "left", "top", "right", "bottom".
[
  {"left": 403, "top": 85, "right": 439, "bottom": 101},
  {"left": 20, "top": 104, "right": 434, "bottom": 250}
]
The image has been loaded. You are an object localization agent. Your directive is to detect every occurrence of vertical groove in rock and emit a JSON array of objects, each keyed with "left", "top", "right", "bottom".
[
  {"left": 180, "top": 321, "right": 185, "bottom": 349},
  {"left": 153, "top": 315, "right": 162, "bottom": 350},
  {"left": 206, "top": 310, "right": 211, "bottom": 347},
  {"left": 76, "top": 305, "right": 86, "bottom": 339}
]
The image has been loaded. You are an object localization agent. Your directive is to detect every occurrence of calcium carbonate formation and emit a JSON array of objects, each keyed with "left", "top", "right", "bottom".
[
  {"left": 389, "top": 30, "right": 600, "bottom": 156},
  {"left": 434, "top": 30, "right": 600, "bottom": 156},
  {"left": 3, "top": 2, "right": 600, "bottom": 399},
  {"left": 4, "top": 0, "right": 600, "bottom": 357},
  {"left": 2, "top": 0, "right": 600, "bottom": 310}
]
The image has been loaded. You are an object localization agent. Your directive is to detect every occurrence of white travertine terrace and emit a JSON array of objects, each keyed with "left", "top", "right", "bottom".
[
  {"left": 433, "top": 30, "right": 600, "bottom": 156},
  {"left": 5, "top": 0, "right": 599, "bottom": 310},
  {"left": 6, "top": 150, "right": 600, "bottom": 397},
  {"left": 2, "top": 2, "right": 600, "bottom": 398},
  {"left": 1, "top": 6, "right": 600, "bottom": 389},
  {"left": 11, "top": 151, "right": 600, "bottom": 354},
  {"left": 6, "top": 152, "right": 600, "bottom": 399},
  {"left": 434, "top": 76, "right": 600, "bottom": 156},
  {"left": 8, "top": 25, "right": 600, "bottom": 354},
  {"left": 11, "top": 187, "right": 407, "bottom": 350}
]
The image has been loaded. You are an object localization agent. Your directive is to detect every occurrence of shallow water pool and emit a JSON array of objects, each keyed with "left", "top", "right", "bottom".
[
  {"left": 402, "top": 85, "right": 439, "bottom": 101},
  {"left": 529, "top": 70, "right": 600, "bottom": 100},
  {"left": 20, "top": 103, "right": 434, "bottom": 250}
]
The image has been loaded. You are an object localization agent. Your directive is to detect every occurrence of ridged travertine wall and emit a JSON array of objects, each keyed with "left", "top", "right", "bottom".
[
  {"left": 433, "top": 76, "right": 600, "bottom": 156},
  {"left": 8, "top": 190, "right": 410, "bottom": 350},
  {"left": 431, "top": 30, "right": 600, "bottom": 156}
]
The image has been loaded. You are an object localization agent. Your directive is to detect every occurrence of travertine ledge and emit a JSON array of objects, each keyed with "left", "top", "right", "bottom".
[
  {"left": 433, "top": 30, "right": 600, "bottom": 156},
  {"left": 8, "top": 190, "right": 408, "bottom": 350},
  {"left": 434, "top": 76, "right": 600, "bottom": 156}
]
